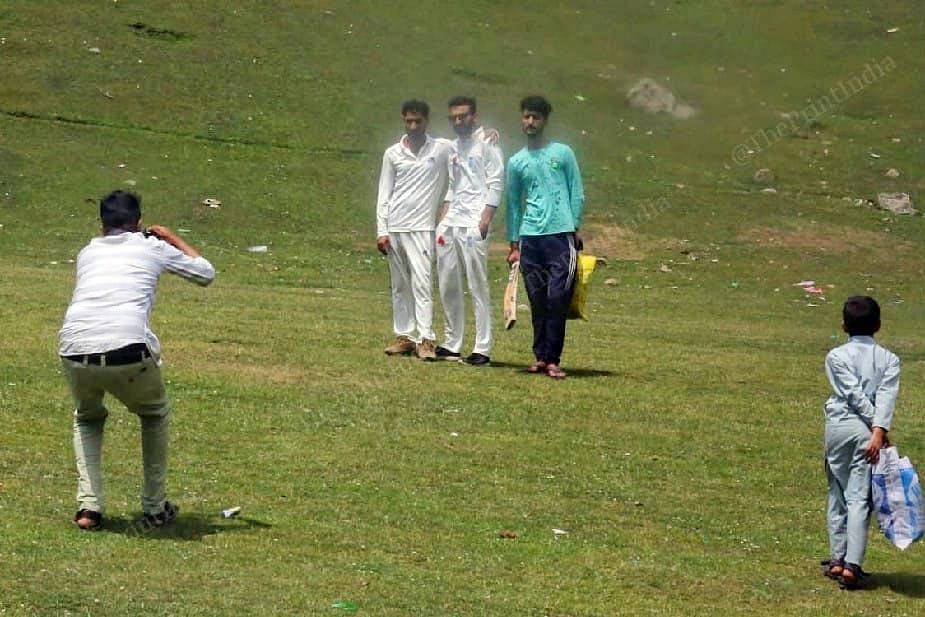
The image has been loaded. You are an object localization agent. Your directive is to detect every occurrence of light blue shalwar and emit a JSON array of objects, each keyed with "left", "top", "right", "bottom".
[{"left": 823, "top": 335, "right": 900, "bottom": 566}]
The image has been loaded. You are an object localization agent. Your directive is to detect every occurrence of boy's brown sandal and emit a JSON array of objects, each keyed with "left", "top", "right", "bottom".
[{"left": 73, "top": 509, "right": 102, "bottom": 531}]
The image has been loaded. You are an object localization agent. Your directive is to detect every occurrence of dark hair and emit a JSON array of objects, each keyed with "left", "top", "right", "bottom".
[
  {"left": 520, "top": 95, "right": 552, "bottom": 119},
  {"left": 843, "top": 296, "right": 881, "bottom": 336},
  {"left": 401, "top": 99, "right": 430, "bottom": 118},
  {"left": 100, "top": 190, "right": 141, "bottom": 230},
  {"left": 448, "top": 95, "right": 477, "bottom": 114}
]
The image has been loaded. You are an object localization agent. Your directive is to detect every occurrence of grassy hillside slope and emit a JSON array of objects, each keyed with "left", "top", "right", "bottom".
[{"left": 1, "top": 2, "right": 924, "bottom": 615}]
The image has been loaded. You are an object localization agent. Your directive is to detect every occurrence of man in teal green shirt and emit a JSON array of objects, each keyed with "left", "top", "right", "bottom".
[{"left": 506, "top": 96, "right": 585, "bottom": 379}]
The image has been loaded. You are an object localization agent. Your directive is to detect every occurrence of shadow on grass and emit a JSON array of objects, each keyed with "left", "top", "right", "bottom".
[
  {"left": 868, "top": 572, "right": 925, "bottom": 597},
  {"left": 487, "top": 360, "right": 614, "bottom": 378},
  {"left": 103, "top": 513, "right": 271, "bottom": 541}
]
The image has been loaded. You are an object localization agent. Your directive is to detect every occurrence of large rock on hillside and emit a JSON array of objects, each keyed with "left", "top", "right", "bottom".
[
  {"left": 627, "top": 78, "right": 696, "bottom": 119},
  {"left": 877, "top": 192, "right": 916, "bottom": 215}
]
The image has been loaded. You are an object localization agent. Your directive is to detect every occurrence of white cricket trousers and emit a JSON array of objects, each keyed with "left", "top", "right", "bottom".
[
  {"left": 437, "top": 226, "right": 492, "bottom": 355},
  {"left": 388, "top": 230, "right": 436, "bottom": 343}
]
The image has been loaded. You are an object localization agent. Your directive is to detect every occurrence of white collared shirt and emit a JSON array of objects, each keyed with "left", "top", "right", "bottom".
[
  {"left": 58, "top": 232, "right": 215, "bottom": 358},
  {"left": 376, "top": 134, "right": 453, "bottom": 237},
  {"left": 824, "top": 335, "right": 900, "bottom": 430},
  {"left": 442, "top": 126, "right": 505, "bottom": 228}
]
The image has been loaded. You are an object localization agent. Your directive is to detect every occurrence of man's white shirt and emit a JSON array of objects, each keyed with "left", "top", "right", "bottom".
[
  {"left": 442, "top": 126, "right": 505, "bottom": 228},
  {"left": 376, "top": 134, "right": 454, "bottom": 237},
  {"left": 59, "top": 232, "right": 215, "bottom": 358}
]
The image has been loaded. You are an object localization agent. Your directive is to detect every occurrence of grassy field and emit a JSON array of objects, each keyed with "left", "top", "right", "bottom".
[{"left": 2, "top": 1, "right": 925, "bottom": 615}]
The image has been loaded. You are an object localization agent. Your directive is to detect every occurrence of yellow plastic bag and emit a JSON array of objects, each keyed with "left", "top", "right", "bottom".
[{"left": 567, "top": 254, "right": 599, "bottom": 320}]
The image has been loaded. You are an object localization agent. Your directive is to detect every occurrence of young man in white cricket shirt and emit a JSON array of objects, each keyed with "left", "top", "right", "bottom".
[
  {"left": 435, "top": 96, "right": 504, "bottom": 365},
  {"left": 59, "top": 190, "right": 215, "bottom": 530},
  {"left": 376, "top": 100, "right": 454, "bottom": 361}
]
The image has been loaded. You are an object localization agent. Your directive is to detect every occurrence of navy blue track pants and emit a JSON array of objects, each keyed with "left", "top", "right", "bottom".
[{"left": 520, "top": 233, "right": 577, "bottom": 365}]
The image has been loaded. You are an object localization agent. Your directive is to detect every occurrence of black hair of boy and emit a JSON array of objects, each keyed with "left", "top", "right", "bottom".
[
  {"left": 843, "top": 296, "right": 881, "bottom": 336},
  {"left": 520, "top": 95, "right": 552, "bottom": 119}
]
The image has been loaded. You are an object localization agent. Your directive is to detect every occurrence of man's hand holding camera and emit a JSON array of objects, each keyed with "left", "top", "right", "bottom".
[{"left": 144, "top": 225, "right": 201, "bottom": 258}]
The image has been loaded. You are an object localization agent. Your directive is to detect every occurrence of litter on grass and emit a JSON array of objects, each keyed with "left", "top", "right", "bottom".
[
  {"left": 331, "top": 601, "right": 358, "bottom": 612},
  {"left": 794, "top": 280, "right": 825, "bottom": 295}
]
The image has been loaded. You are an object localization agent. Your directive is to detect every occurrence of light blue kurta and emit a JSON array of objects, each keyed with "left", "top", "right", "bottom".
[
  {"left": 505, "top": 142, "right": 584, "bottom": 242},
  {"left": 824, "top": 335, "right": 900, "bottom": 430},
  {"left": 823, "top": 335, "right": 900, "bottom": 566}
]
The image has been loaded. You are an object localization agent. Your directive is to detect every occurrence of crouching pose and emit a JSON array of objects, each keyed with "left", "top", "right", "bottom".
[{"left": 60, "top": 190, "right": 215, "bottom": 530}]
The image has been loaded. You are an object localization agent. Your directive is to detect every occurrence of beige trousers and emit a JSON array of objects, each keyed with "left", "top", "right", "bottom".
[{"left": 62, "top": 355, "right": 171, "bottom": 515}]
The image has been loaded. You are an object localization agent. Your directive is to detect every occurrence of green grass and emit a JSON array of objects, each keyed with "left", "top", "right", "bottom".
[{"left": 2, "top": 1, "right": 925, "bottom": 615}]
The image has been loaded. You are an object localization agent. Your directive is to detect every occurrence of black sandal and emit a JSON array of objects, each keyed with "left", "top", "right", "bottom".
[
  {"left": 820, "top": 558, "right": 844, "bottom": 580},
  {"left": 838, "top": 563, "right": 869, "bottom": 590},
  {"left": 134, "top": 500, "right": 179, "bottom": 530},
  {"left": 73, "top": 509, "right": 102, "bottom": 531}
]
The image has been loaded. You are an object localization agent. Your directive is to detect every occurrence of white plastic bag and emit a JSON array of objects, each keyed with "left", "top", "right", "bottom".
[{"left": 871, "top": 446, "right": 925, "bottom": 550}]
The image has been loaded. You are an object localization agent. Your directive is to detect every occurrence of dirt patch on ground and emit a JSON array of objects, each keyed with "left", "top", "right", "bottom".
[
  {"left": 354, "top": 224, "right": 673, "bottom": 261},
  {"left": 581, "top": 223, "right": 667, "bottom": 260},
  {"left": 739, "top": 225, "right": 910, "bottom": 254},
  {"left": 200, "top": 359, "right": 306, "bottom": 384}
]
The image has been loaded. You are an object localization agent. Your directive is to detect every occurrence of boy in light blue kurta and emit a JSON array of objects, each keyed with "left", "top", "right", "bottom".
[
  {"left": 505, "top": 96, "right": 585, "bottom": 379},
  {"left": 822, "top": 296, "right": 900, "bottom": 589}
]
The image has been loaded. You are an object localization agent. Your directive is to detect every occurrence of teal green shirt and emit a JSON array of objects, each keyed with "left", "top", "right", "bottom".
[{"left": 505, "top": 142, "right": 585, "bottom": 242}]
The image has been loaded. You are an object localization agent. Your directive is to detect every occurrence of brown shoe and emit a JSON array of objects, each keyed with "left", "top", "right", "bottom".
[
  {"left": 416, "top": 339, "right": 437, "bottom": 361},
  {"left": 384, "top": 336, "right": 416, "bottom": 356}
]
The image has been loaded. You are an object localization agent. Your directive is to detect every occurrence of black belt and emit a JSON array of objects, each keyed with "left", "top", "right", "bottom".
[{"left": 63, "top": 343, "right": 150, "bottom": 366}]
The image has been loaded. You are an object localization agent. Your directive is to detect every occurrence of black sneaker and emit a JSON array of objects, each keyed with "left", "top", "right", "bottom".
[
  {"left": 435, "top": 346, "right": 461, "bottom": 361},
  {"left": 136, "top": 500, "right": 179, "bottom": 530},
  {"left": 464, "top": 353, "right": 490, "bottom": 366}
]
